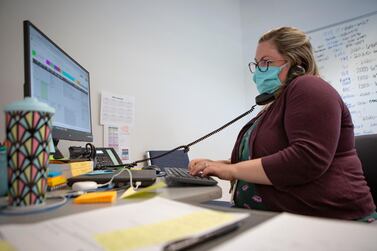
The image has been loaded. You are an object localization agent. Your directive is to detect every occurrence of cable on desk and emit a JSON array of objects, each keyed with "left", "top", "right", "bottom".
[{"left": 98, "top": 167, "right": 141, "bottom": 191}]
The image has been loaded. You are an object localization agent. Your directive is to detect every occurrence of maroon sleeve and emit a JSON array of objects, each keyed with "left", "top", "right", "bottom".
[{"left": 262, "top": 76, "right": 343, "bottom": 188}]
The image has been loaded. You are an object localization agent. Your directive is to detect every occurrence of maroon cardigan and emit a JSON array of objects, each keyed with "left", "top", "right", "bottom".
[{"left": 231, "top": 75, "right": 375, "bottom": 219}]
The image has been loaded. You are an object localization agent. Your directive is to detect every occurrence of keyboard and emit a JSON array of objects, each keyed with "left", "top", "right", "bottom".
[{"left": 164, "top": 167, "right": 218, "bottom": 186}]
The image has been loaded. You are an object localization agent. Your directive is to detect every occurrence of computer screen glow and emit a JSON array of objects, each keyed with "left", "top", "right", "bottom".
[{"left": 24, "top": 21, "right": 93, "bottom": 143}]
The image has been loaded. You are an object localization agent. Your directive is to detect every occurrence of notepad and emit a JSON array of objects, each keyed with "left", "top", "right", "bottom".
[
  {"left": 47, "top": 175, "right": 68, "bottom": 191},
  {"left": 95, "top": 209, "right": 237, "bottom": 251},
  {"left": 0, "top": 240, "right": 16, "bottom": 251},
  {"left": 120, "top": 181, "right": 166, "bottom": 199},
  {"left": 47, "top": 176, "right": 67, "bottom": 187},
  {"left": 74, "top": 191, "right": 117, "bottom": 204}
]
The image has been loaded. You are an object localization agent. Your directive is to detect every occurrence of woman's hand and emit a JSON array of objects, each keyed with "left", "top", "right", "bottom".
[
  {"left": 189, "top": 158, "right": 272, "bottom": 185},
  {"left": 188, "top": 159, "right": 235, "bottom": 181}
]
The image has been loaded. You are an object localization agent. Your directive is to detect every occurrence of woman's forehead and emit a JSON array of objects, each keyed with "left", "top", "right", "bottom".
[{"left": 255, "top": 41, "right": 282, "bottom": 60}]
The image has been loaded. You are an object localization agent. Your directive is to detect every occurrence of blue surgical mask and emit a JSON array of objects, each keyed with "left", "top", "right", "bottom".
[{"left": 253, "top": 64, "right": 287, "bottom": 94}]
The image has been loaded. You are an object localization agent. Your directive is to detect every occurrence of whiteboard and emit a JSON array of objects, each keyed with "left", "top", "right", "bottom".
[{"left": 308, "top": 11, "right": 377, "bottom": 136}]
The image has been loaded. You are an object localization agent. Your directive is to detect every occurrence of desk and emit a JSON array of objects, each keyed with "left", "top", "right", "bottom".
[
  {"left": 0, "top": 183, "right": 375, "bottom": 251},
  {"left": 0, "top": 182, "right": 279, "bottom": 251},
  {"left": 190, "top": 204, "right": 276, "bottom": 251},
  {"left": 0, "top": 182, "right": 223, "bottom": 224},
  {"left": 0, "top": 185, "right": 276, "bottom": 251}
]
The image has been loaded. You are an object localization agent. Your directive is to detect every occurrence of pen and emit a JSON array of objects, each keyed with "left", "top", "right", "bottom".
[{"left": 163, "top": 221, "right": 241, "bottom": 251}]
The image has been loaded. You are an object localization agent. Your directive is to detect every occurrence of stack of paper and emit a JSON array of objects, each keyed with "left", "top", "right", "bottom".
[
  {"left": 0, "top": 197, "right": 248, "bottom": 251},
  {"left": 211, "top": 212, "right": 377, "bottom": 251}
]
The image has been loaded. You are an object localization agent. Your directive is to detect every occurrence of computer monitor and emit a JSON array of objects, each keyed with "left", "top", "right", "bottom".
[{"left": 23, "top": 20, "right": 93, "bottom": 158}]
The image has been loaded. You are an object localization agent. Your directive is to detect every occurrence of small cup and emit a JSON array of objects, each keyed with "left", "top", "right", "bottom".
[{"left": 4, "top": 97, "right": 54, "bottom": 207}]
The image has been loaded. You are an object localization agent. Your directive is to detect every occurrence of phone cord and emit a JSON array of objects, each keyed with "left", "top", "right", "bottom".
[{"left": 119, "top": 104, "right": 257, "bottom": 168}]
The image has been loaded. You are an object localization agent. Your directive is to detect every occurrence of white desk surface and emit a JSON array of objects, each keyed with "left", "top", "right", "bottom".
[
  {"left": 0, "top": 182, "right": 222, "bottom": 224},
  {"left": 2, "top": 181, "right": 375, "bottom": 251},
  {"left": 0, "top": 180, "right": 278, "bottom": 251}
]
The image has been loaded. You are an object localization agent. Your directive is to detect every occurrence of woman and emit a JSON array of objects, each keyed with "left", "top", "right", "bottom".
[{"left": 189, "top": 27, "right": 376, "bottom": 221}]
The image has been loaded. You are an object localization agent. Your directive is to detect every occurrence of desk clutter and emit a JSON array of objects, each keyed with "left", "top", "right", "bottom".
[
  {"left": 48, "top": 160, "right": 94, "bottom": 179},
  {"left": 66, "top": 169, "right": 157, "bottom": 187},
  {"left": 1, "top": 149, "right": 218, "bottom": 215}
]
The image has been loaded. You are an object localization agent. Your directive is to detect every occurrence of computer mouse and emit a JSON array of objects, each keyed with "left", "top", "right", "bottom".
[{"left": 71, "top": 181, "right": 99, "bottom": 191}]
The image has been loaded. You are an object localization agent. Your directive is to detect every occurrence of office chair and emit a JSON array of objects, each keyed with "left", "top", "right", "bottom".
[{"left": 355, "top": 134, "right": 377, "bottom": 204}]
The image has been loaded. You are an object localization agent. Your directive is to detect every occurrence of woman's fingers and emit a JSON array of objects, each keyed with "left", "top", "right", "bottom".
[
  {"left": 202, "top": 165, "right": 214, "bottom": 176},
  {"left": 189, "top": 159, "right": 209, "bottom": 175}
]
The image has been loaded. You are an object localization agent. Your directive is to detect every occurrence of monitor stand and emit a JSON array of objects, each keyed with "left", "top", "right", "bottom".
[{"left": 52, "top": 138, "right": 65, "bottom": 159}]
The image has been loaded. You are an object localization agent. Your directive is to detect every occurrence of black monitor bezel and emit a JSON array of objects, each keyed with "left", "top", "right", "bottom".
[{"left": 23, "top": 20, "right": 93, "bottom": 143}]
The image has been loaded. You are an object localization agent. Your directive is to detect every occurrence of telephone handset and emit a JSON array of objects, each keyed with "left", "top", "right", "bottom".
[{"left": 255, "top": 92, "right": 275, "bottom": 105}]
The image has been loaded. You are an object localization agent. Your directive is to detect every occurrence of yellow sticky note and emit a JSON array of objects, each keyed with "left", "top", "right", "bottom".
[
  {"left": 47, "top": 176, "right": 67, "bottom": 186},
  {"left": 74, "top": 191, "right": 117, "bottom": 204},
  {"left": 95, "top": 210, "right": 235, "bottom": 251},
  {"left": 0, "top": 240, "right": 17, "bottom": 251},
  {"left": 70, "top": 161, "right": 94, "bottom": 176},
  {"left": 120, "top": 181, "right": 166, "bottom": 199}
]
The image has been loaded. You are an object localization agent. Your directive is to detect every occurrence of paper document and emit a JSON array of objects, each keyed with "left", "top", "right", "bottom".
[
  {"left": 104, "top": 124, "right": 131, "bottom": 163},
  {"left": 120, "top": 181, "right": 167, "bottom": 199},
  {"left": 100, "top": 92, "right": 135, "bottom": 126},
  {"left": 211, "top": 212, "right": 377, "bottom": 251},
  {"left": 0, "top": 197, "right": 248, "bottom": 251}
]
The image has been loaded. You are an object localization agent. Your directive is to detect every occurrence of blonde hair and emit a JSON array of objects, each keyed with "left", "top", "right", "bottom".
[{"left": 259, "top": 27, "right": 319, "bottom": 84}]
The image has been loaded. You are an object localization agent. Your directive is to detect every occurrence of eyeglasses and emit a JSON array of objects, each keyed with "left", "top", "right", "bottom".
[{"left": 248, "top": 59, "right": 286, "bottom": 73}]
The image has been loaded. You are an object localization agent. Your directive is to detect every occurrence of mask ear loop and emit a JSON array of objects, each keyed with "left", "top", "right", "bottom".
[{"left": 279, "top": 62, "right": 289, "bottom": 70}]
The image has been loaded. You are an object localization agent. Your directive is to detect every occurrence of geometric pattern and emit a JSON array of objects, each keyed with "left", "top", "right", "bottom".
[{"left": 6, "top": 110, "right": 53, "bottom": 207}]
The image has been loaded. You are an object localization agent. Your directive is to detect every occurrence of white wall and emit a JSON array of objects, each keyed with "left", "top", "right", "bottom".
[{"left": 0, "top": 0, "right": 248, "bottom": 164}]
